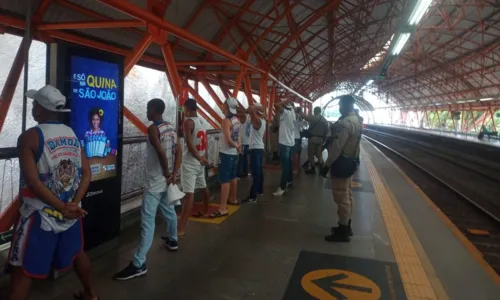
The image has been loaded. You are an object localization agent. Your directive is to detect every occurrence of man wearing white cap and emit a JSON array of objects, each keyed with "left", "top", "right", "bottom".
[
  {"left": 272, "top": 99, "right": 297, "bottom": 196},
  {"left": 8, "top": 85, "right": 98, "bottom": 300},
  {"left": 210, "top": 97, "right": 241, "bottom": 217},
  {"left": 242, "top": 103, "right": 266, "bottom": 203}
]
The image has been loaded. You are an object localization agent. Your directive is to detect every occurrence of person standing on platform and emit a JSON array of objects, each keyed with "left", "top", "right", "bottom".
[
  {"left": 243, "top": 104, "right": 266, "bottom": 203},
  {"left": 177, "top": 98, "right": 211, "bottom": 235},
  {"left": 301, "top": 107, "right": 329, "bottom": 174},
  {"left": 8, "top": 85, "right": 98, "bottom": 300},
  {"left": 237, "top": 112, "right": 251, "bottom": 178},
  {"left": 210, "top": 97, "right": 241, "bottom": 217},
  {"left": 320, "top": 95, "right": 361, "bottom": 242},
  {"left": 272, "top": 99, "right": 296, "bottom": 196},
  {"left": 114, "top": 98, "right": 181, "bottom": 281}
]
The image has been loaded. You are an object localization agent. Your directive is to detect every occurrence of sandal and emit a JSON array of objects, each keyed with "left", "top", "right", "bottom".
[
  {"left": 73, "top": 291, "right": 99, "bottom": 300},
  {"left": 227, "top": 201, "right": 240, "bottom": 206},
  {"left": 192, "top": 212, "right": 209, "bottom": 218},
  {"left": 209, "top": 210, "right": 228, "bottom": 218}
]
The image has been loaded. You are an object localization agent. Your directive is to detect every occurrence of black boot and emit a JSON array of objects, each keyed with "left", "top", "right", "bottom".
[
  {"left": 331, "top": 219, "right": 353, "bottom": 237},
  {"left": 325, "top": 223, "right": 351, "bottom": 242}
]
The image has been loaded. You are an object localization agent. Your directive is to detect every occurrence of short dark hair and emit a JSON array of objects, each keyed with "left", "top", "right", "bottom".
[
  {"left": 313, "top": 107, "right": 321, "bottom": 115},
  {"left": 88, "top": 107, "right": 103, "bottom": 123},
  {"left": 148, "top": 98, "right": 165, "bottom": 114},
  {"left": 339, "top": 95, "right": 355, "bottom": 107},
  {"left": 184, "top": 98, "right": 197, "bottom": 111}
]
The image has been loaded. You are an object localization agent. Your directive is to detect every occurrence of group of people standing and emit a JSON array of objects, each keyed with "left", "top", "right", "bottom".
[{"left": 6, "top": 84, "right": 361, "bottom": 299}]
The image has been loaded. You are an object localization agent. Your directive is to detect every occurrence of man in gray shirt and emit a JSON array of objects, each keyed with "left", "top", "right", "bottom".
[{"left": 301, "top": 107, "right": 329, "bottom": 174}]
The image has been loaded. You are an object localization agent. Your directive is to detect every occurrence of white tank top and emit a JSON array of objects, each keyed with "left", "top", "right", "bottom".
[
  {"left": 20, "top": 123, "right": 82, "bottom": 233},
  {"left": 219, "top": 114, "right": 241, "bottom": 155},
  {"left": 249, "top": 118, "right": 266, "bottom": 150},
  {"left": 183, "top": 116, "right": 207, "bottom": 166},
  {"left": 145, "top": 121, "right": 177, "bottom": 193}
]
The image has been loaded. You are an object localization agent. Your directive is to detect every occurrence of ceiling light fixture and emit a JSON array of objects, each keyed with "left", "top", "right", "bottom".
[
  {"left": 480, "top": 97, "right": 493, "bottom": 101},
  {"left": 408, "top": 0, "right": 433, "bottom": 25},
  {"left": 392, "top": 33, "right": 411, "bottom": 55}
]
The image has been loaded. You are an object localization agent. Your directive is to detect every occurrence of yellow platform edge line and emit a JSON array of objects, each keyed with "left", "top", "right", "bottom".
[
  {"left": 365, "top": 144, "right": 500, "bottom": 287},
  {"left": 363, "top": 150, "right": 439, "bottom": 300}
]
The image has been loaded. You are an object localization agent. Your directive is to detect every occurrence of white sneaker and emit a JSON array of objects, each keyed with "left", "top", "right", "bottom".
[{"left": 272, "top": 187, "right": 285, "bottom": 196}]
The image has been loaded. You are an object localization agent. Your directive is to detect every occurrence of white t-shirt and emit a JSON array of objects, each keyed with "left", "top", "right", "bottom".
[
  {"left": 183, "top": 117, "right": 207, "bottom": 167},
  {"left": 279, "top": 108, "right": 296, "bottom": 147},
  {"left": 294, "top": 118, "right": 301, "bottom": 139}
]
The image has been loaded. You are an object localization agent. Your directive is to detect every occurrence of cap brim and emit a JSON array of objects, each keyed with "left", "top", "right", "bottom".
[
  {"left": 229, "top": 108, "right": 237, "bottom": 114},
  {"left": 25, "top": 89, "right": 38, "bottom": 99}
]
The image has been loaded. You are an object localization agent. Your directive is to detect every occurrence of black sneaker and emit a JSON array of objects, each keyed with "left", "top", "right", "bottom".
[
  {"left": 163, "top": 238, "right": 178, "bottom": 252},
  {"left": 242, "top": 196, "right": 257, "bottom": 203},
  {"left": 113, "top": 262, "right": 147, "bottom": 281}
]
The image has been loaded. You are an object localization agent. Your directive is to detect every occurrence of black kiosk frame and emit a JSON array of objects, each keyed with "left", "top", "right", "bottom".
[{"left": 47, "top": 42, "right": 123, "bottom": 258}]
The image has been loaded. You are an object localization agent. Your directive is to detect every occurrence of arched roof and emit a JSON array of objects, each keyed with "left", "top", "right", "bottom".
[{"left": 0, "top": 0, "right": 497, "bottom": 107}]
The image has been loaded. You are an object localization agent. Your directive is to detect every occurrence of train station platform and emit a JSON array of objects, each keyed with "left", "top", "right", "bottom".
[{"left": 2, "top": 139, "right": 500, "bottom": 300}]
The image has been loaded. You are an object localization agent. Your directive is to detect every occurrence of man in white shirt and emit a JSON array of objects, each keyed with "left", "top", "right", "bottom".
[
  {"left": 272, "top": 99, "right": 296, "bottom": 196},
  {"left": 114, "top": 99, "right": 182, "bottom": 280}
]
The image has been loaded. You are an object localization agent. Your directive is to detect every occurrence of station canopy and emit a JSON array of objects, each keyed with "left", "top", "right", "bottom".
[{"left": 0, "top": 0, "right": 498, "bottom": 109}]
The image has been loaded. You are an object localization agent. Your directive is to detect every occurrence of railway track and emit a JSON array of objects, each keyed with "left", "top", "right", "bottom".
[{"left": 363, "top": 130, "right": 500, "bottom": 275}]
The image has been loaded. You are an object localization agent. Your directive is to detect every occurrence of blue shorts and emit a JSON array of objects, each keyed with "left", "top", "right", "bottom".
[
  {"left": 8, "top": 212, "right": 83, "bottom": 278},
  {"left": 218, "top": 153, "right": 238, "bottom": 184}
]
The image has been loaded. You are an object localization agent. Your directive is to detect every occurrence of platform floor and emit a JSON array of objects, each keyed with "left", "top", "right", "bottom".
[
  {"left": 376, "top": 124, "right": 500, "bottom": 147},
  {"left": 2, "top": 139, "right": 500, "bottom": 299}
]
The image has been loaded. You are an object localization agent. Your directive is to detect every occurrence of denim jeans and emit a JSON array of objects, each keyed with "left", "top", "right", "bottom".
[
  {"left": 238, "top": 145, "right": 249, "bottom": 177},
  {"left": 279, "top": 144, "right": 293, "bottom": 189},
  {"left": 249, "top": 149, "right": 264, "bottom": 198},
  {"left": 133, "top": 191, "right": 177, "bottom": 267}
]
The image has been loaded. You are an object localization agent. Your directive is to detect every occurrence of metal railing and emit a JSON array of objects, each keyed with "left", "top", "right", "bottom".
[{"left": 0, "top": 129, "right": 222, "bottom": 215}]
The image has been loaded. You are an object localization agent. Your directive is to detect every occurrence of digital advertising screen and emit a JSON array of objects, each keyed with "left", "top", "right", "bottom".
[{"left": 70, "top": 56, "right": 119, "bottom": 181}]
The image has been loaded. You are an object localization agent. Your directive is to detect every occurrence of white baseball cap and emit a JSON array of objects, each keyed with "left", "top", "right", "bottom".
[
  {"left": 253, "top": 103, "right": 264, "bottom": 114},
  {"left": 26, "top": 85, "right": 70, "bottom": 112},
  {"left": 225, "top": 97, "right": 238, "bottom": 114}
]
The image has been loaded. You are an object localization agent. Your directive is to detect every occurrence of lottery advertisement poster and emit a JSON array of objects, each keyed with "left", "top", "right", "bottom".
[{"left": 70, "top": 55, "right": 119, "bottom": 181}]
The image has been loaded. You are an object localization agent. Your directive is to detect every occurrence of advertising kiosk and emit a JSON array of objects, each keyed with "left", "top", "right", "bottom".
[{"left": 47, "top": 43, "right": 123, "bottom": 253}]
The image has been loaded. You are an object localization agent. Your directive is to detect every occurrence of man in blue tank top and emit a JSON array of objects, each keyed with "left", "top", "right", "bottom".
[
  {"left": 114, "top": 99, "right": 182, "bottom": 281},
  {"left": 8, "top": 85, "right": 98, "bottom": 300}
]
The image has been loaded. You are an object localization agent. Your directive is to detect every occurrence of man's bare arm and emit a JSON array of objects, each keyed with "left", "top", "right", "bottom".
[{"left": 18, "top": 129, "right": 66, "bottom": 213}]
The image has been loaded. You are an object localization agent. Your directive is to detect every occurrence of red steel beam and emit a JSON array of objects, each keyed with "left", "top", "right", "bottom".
[
  {"left": 124, "top": 34, "right": 154, "bottom": 75},
  {"left": 266, "top": 0, "right": 342, "bottom": 65},
  {"left": 97, "top": 0, "right": 268, "bottom": 74},
  {"left": 199, "top": 76, "right": 224, "bottom": 110},
  {"left": 176, "top": 61, "right": 236, "bottom": 66},
  {"left": 37, "top": 20, "right": 145, "bottom": 30},
  {"left": 232, "top": 68, "right": 246, "bottom": 98},
  {"left": 161, "top": 43, "right": 182, "bottom": 99}
]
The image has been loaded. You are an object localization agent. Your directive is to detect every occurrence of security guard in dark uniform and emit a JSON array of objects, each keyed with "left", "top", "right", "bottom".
[{"left": 320, "top": 95, "right": 362, "bottom": 242}]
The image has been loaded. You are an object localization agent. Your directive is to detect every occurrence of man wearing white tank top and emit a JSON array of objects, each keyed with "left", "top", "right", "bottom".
[
  {"left": 177, "top": 98, "right": 211, "bottom": 236},
  {"left": 242, "top": 104, "right": 266, "bottom": 203},
  {"left": 210, "top": 97, "right": 241, "bottom": 218},
  {"left": 114, "top": 99, "right": 181, "bottom": 281},
  {"left": 8, "top": 85, "right": 98, "bottom": 300}
]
